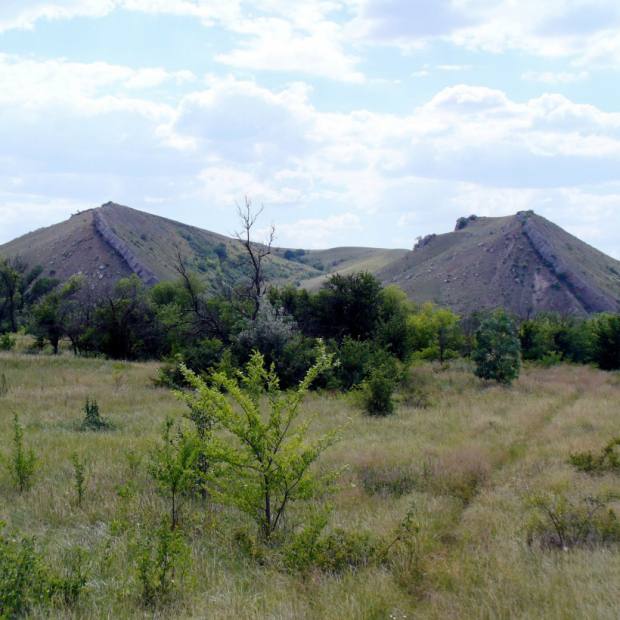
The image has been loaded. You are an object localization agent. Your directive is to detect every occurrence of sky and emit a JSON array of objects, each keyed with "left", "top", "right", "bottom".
[{"left": 1, "top": 1, "right": 620, "bottom": 258}]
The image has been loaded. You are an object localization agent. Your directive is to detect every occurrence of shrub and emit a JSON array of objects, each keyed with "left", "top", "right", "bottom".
[
  {"left": 178, "top": 342, "right": 338, "bottom": 541},
  {"left": 0, "top": 524, "right": 86, "bottom": 617},
  {"left": 361, "top": 365, "right": 397, "bottom": 416},
  {"left": 148, "top": 419, "right": 200, "bottom": 530},
  {"left": 70, "top": 453, "right": 86, "bottom": 508},
  {"left": 527, "top": 492, "right": 620, "bottom": 549},
  {"left": 284, "top": 512, "right": 379, "bottom": 573},
  {"left": 570, "top": 438, "right": 620, "bottom": 474},
  {"left": 80, "top": 397, "right": 111, "bottom": 431},
  {"left": 136, "top": 520, "right": 189, "bottom": 607},
  {"left": 472, "top": 310, "right": 521, "bottom": 384},
  {"left": 0, "top": 333, "right": 16, "bottom": 351},
  {"left": 8, "top": 413, "right": 37, "bottom": 493}
]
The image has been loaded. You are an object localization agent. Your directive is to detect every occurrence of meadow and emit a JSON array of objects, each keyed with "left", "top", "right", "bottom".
[{"left": 1, "top": 347, "right": 620, "bottom": 619}]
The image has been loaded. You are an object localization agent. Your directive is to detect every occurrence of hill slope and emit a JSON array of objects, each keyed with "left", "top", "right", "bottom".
[
  {"left": 377, "top": 211, "right": 620, "bottom": 316},
  {"left": 0, "top": 202, "right": 402, "bottom": 293}
]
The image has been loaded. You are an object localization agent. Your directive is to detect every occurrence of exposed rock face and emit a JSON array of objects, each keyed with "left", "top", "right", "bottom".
[
  {"left": 93, "top": 207, "right": 158, "bottom": 286},
  {"left": 517, "top": 212, "right": 618, "bottom": 314}
]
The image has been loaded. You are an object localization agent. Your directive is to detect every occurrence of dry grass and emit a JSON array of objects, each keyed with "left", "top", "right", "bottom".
[{"left": 1, "top": 351, "right": 620, "bottom": 618}]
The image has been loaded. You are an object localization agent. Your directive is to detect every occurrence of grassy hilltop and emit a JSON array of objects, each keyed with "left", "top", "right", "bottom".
[{"left": 1, "top": 349, "right": 620, "bottom": 618}]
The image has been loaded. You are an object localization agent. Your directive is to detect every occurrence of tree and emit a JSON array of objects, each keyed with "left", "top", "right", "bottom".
[
  {"left": 591, "top": 314, "right": 620, "bottom": 370},
  {"left": 235, "top": 197, "right": 275, "bottom": 321},
  {"left": 316, "top": 272, "right": 383, "bottom": 341},
  {"left": 94, "top": 275, "right": 164, "bottom": 359},
  {"left": 472, "top": 310, "right": 521, "bottom": 384},
  {"left": 30, "top": 276, "right": 82, "bottom": 354},
  {"left": 408, "top": 302, "right": 462, "bottom": 363},
  {"left": 178, "top": 343, "right": 337, "bottom": 541},
  {"left": 0, "top": 257, "right": 23, "bottom": 333}
]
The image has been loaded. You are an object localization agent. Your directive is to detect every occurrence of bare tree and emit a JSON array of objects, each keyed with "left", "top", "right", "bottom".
[{"left": 235, "top": 196, "right": 275, "bottom": 321}]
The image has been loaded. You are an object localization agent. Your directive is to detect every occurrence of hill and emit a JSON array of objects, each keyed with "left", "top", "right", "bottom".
[
  {"left": 377, "top": 211, "right": 620, "bottom": 317},
  {"left": 2, "top": 203, "right": 619, "bottom": 316},
  {"left": 0, "top": 202, "right": 377, "bottom": 293}
]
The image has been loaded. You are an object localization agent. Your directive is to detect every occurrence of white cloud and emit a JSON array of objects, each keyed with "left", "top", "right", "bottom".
[{"left": 273, "top": 213, "right": 362, "bottom": 249}]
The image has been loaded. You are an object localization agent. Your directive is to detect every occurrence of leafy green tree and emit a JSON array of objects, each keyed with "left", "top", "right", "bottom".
[
  {"left": 376, "top": 285, "right": 416, "bottom": 361},
  {"left": 316, "top": 272, "right": 383, "bottom": 341},
  {"left": 472, "top": 310, "right": 521, "bottom": 384},
  {"left": 408, "top": 302, "right": 462, "bottom": 363},
  {"left": 591, "top": 314, "right": 620, "bottom": 370},
  {"left": 8, "top": 413, "right": 37, "bottom": 493},
  {"left": 94, "top": 275, "right": 165, "bottom": 359},
  {"left": 30, "top": 276, "right": 82, "bottom": 354},
  {"left": 178, "top": 343, "right": 338, "bottom": 541}
]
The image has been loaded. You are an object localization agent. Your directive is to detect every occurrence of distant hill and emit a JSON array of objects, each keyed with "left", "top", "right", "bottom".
[
  {"left": 2, "top": 203, "right": 619, "bottom": 317},
  {"left": 377, "top": 211, "right": 620, "bottom": 317},
  {"left": 0, "top": 202, "right": 404, "bottom": 294}
]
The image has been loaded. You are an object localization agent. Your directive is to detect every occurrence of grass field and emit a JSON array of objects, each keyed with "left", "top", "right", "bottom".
[{"left": 1, "top": 351, "right": 619, "bottom": 619}]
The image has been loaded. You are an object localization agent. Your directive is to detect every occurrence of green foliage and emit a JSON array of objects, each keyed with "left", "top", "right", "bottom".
[
  {"left": 148, "top": 418, "right": 200, "bottom": 529},
  {"left": 178, "top": 342, "right": 338, "bottom": 541},
  {"left": 8, "top": 413, "right": 37, "bottom": 493},
  {"left": 361, "top": 364, "right": 397, "bottom": 416},
  {"left": 80, "top": 397, "right": 111, "bottom": 431},
  {"left": 0, "top": 523, "right": 86, "bottom": 618},
  {"left": 0, "top": 333, "right": 16, "bottom": 351},
  {"left": 570, "top": 438, "right": 620, "bottom": 474},
  {"left": 283, "top": 511, "right": 379, "bottom": 573},
  {"left": 472, "top": 310, "right": 521, "bottom": 384},
  {"left": 136, "top": 520, "right": 189, "bottom": 607},
  {"left": 70, "top": 453, "right": 86, "bottom": 508},
  {"left": 316, "top": 272, "right": 384, "bottom": 341},
  {"left": 591, "top": 313, "right": 620, "bottom": 370},
  {"left": 30, "top": 276, "right": 82, "bottom": 354},
  {"left": 408, "top": 302, "right": 462, "bottom": 363},
  {"left": 527, "top": 492, "right": 620, "bottom": 549}
]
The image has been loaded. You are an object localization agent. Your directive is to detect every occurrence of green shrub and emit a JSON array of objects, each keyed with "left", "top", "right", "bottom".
[
  {"left": 80, "top": 397, "right": 111, "bottom": 431},
  {"left": 284, "top": 512, "right": 379, "bottom": 573},
  {"left": 527, "top": 492, "right": 620, "bottom": 549},
  {"left": 8, "top": 413, "right": 37, "bottom": 493},
  {"left": 570, "top": 438, "right": 620, "bottom": 474},
  {"left": 178, "top": 342, "right": 338, "bottom": 541},
  {"left": 136, "top": 521, "right": 189, "bottom": 607},
  {"left": 0, "top": 333, "right": 16, "bottom": 351},
  {"left": 0, "top": 523, "right": 86, "bottom": 617},
  {"left": 148, "top": 418, "right": 200, "bottom": 530},
  {"left": 361, "top": 365, "right": 397, "bottom": 416},
  {"left": 70, "top": 453, "right": 86, "bottom": 508}
]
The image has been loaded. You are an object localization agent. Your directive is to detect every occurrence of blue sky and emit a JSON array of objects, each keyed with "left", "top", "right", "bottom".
[{"left": 1, "top": 1, "right": 620, "bottom": 258}]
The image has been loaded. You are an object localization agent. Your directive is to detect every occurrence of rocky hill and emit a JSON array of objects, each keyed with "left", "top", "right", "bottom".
[
  {"left": 2, "top": 203, "right": 619, "bottom": 316},
  {"left": 377, "top": 211, "right": 620, "bottom": 317},
  {"left": 0, "top": 202, "right": 404, "bottom": 293}
]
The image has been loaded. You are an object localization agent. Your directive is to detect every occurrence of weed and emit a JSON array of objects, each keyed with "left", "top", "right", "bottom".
[
  {"left": 0, "top": 333, "right": 16, "bottom": 351},
  {"left": 0, "top": 373, "right": 8, "bottom": 397},
  {"left": 357, "top": 463, "right": 418, "bottom": 497},
  {"left": 8, "top": 413, "right": 37, "bottom": 493}
]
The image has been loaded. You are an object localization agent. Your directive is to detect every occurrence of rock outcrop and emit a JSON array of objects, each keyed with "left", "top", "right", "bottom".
[
  {"left": 517, "top": 211, "right": 618, "bottom": 313},
  {"left": 93, "top": 206, "right": 158, "bottom": 286}
]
